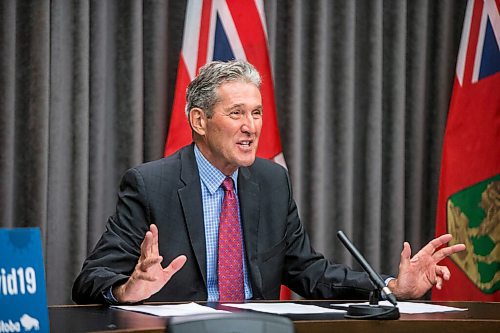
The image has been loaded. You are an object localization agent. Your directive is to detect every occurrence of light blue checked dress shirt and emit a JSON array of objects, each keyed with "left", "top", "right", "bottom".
[{"left": 194, "top": 145, "right": 253, "bottom": 301}]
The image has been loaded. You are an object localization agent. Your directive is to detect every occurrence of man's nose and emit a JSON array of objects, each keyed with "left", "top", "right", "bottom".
[{"left": 241, "top": 113, "right": 257, "bottom": 134}]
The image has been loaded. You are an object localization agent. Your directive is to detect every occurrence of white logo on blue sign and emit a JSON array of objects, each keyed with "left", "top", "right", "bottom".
[{"left": 0, "top": 229, "right": 49, "bottom": 332}]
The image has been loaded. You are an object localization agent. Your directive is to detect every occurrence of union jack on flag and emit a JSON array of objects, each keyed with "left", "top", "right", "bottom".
[
  {"left": 164, "top": 0, "right": 285, "bottom": 167},
  {"left": 434, "top": 0, "right": 500, "bottom": 301},
  {"left": 455, "top": 0, "right": 500, "bottom": 85}
]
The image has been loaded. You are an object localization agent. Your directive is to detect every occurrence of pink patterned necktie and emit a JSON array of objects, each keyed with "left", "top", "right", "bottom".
[{"left": 218, "top": 177, "right": 244, "bottom": 302}]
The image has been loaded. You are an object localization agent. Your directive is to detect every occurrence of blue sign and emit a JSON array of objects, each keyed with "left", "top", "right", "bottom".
[{"left": 0, "top": 228, "right": 49, "bottom": 333}]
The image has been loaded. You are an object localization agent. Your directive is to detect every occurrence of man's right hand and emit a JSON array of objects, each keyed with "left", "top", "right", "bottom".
[{"left": 112, "top": 224, "right": 187, "bottom": 303}]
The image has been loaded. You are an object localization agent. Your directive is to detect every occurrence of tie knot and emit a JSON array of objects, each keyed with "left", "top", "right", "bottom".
[{"left": 221, "top": 177, "right": 234, "bottom": 192}]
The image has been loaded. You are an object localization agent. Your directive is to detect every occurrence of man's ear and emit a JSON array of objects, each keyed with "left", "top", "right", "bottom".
[{"left": 189, "top": 108, "right": 207, "bottom": 136}]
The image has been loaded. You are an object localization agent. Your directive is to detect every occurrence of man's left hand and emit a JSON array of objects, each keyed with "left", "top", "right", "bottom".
[{"left": 388, "top": 234, "right": 466, "bottom": 300}]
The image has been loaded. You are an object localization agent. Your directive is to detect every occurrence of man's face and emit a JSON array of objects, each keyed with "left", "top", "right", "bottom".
[{"left": 198, "top": 81, "right": 262, "bottom": 175}]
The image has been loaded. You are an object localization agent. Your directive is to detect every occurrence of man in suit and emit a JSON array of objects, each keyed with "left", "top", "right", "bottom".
[{"left": 72, "top": 60, "right": 465, "bottom": 304}]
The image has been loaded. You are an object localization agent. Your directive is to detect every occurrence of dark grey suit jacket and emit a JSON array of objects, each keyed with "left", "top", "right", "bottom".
[{"left": 72, "top": 144, "right": 374, "bottom": 304}]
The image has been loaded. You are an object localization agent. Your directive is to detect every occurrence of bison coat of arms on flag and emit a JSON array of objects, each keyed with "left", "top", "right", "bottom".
[{"left": 446, "top": 176, "right": 500, "bottom": 294}]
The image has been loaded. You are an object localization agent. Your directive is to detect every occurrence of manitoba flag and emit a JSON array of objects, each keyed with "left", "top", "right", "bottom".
[
  {"left": 164, "top": 0, "right": 285, "bottom": 166},
  {"left": 433, "top": 0, "right": 500, "bottom": 301},
  {"left": 164, "top": 0, "right": 290, "bottom": 299}
]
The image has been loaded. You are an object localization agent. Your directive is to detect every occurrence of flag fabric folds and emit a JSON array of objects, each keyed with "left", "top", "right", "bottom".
[
  {"left": 433, "top": 0, "right": 500, "bottom": 301},
  {"left": 164, "top": 0, "right": 290, "bottom": 299}
]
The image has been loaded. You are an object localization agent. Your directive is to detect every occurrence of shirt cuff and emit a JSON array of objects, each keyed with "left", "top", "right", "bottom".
[
  {"left": 381, "top": 277, "right": 395, "bottom": 299},
  {"left": 384, "top": 277, "right": 395, "bottom": 286},
  {"left": 102, "top": 286, "right": 120, "bottom": 305}
]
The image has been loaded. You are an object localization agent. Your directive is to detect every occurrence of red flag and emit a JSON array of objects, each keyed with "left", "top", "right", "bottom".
[
  {"left": 433, "top": 0, "right": 500, "bottom": 301},
  {"left": 165, "top": 0, "right": 290, "bottom": 299}
]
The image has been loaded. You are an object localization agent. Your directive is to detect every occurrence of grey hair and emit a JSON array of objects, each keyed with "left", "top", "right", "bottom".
[{"left": 185, "top": 60, "right": 261, "bottom": 118}]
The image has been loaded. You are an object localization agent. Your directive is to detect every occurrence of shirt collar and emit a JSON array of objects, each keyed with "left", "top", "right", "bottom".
[{"left": 194, "top": 144, "right": 238, "bottom": 195}]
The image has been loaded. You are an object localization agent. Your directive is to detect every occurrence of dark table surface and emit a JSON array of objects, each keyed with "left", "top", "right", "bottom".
[{"left": 49, "top": 300, "right": 500, "bottom": 333}]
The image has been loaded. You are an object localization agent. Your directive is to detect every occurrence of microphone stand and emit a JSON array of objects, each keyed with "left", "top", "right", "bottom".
[{"left": 337, "top": 231, "right": 400, "bottom": 320}]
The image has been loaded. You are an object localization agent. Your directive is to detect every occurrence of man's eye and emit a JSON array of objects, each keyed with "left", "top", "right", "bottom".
[
  {"left": 229, "top": 110, "right": 243, "bottom": 118},
  {"left": 252, "top": 110, "right": 263, "bottom": 118}
]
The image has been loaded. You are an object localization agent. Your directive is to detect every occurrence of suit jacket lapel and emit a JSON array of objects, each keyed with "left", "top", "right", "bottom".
[
  {"left": 178, "top": 145, "right": 207, "bottom": 286},
  {"left": 238, "top": 166, "right": 263, "bottom": 297}
]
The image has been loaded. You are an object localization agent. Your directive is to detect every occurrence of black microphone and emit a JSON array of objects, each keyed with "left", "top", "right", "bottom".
[{"left": 337, "top": 230, "right": 397, "bottom": 306}]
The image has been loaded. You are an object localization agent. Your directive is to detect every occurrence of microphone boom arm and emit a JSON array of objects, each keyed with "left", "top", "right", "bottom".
[{"left": 336, "top": 230, "right": 397, "bottom": 306}]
